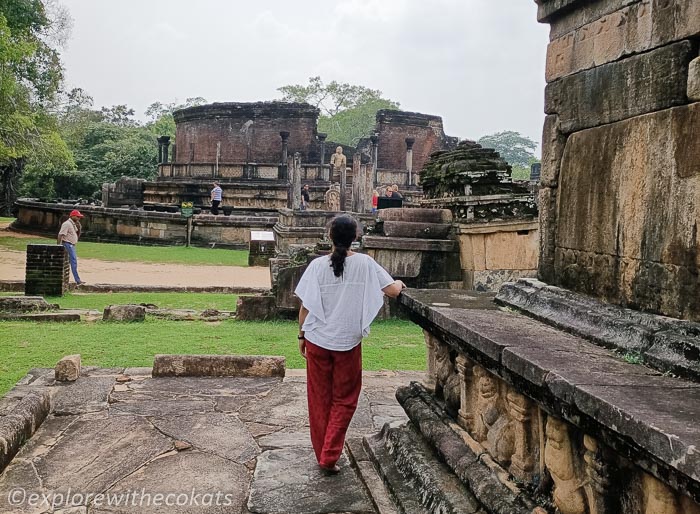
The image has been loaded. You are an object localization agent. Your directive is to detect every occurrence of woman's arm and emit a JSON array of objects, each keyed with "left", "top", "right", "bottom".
[
  {"left": 298, "top": 305, "right": 309, "bottom": 358},
  {"left": 382, "top": 280, "right": 406, "bottom": 298}
]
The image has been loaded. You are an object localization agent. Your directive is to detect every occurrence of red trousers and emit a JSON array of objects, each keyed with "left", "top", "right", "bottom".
[{"left": 305, "top": 340, "right": 362, "bottom": 468}]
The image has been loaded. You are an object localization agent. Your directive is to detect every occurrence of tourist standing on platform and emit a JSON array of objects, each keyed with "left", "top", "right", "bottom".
[
  {"left": 301, "top": 184, "right": 310, "bottom": 210},
  {"left": 390, "top": 184, "right": 403, "bottom": 199},
  {"left": 211, "top": 182, "right": 223, "bottom": 215},
  {"left": 57, "top": 209, "right": 85, "bottom": 285},
  {"left": 371, "top": 190, "right": 378, "bottom": 213},
  {"left": 294, "top": 215, "right": 406, "bottom": 474}
]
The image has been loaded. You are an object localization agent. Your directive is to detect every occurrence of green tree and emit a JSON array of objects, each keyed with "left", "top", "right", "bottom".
[
  {"left": 477, "top": 131, "right": 539, "bottom": 169},
  {"left": 0, "top": 0, "right": 70, "bottom": 213},
  {"left": 278, "top": 76, "right": 398, "bottom": 146}
]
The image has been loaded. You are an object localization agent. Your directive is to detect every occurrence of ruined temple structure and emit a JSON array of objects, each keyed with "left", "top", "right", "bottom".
[
  {"left": 419, "top": 139, "right": 539, "bottom": 290},
  {"left": 358, "top": 109, "right": 458, "bottom": 202},
  {"left": 366, "top": 1, "right": 700, "bottom": 513},
  {"left": 146, "top": 101, "right": 355, "bottom": 211}
]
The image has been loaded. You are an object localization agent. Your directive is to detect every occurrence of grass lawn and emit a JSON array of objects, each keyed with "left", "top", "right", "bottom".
[
  {"left": 0, "top": 217, "right": 15, "bottom": 223},
  {"left": 0, "top": 319, "right": 426, "bottom": 395},
  {"left": 44, "top": 292, "right": 241, "bottom": 312},
  {"left": 0, "top": 236, "right": 249, "bottom": 267}
]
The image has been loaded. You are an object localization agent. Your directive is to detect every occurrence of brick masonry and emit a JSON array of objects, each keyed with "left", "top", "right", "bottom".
[
  {"left": 173, "top": 102, "right": 320, "bottom": 164},
  {"left": 25, "top": 244, "right": 69, "bottom": 296}
]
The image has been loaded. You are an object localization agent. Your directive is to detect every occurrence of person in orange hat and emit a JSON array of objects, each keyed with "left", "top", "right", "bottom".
[{"left": 57, "top": 209, "right": 85, "bottom": 285}]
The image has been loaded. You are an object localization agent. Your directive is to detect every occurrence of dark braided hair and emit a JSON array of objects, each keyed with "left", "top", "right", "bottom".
[{"left": 329, "top": 215, "right": 358, "bottom": 277}]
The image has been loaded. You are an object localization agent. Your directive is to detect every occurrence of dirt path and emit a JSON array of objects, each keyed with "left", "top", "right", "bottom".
[{"left": 0, "top": 224, "right": 271, "bottom": 288}]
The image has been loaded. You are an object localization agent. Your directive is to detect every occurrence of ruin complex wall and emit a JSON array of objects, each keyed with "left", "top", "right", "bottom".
[
  {"left": 538, "top": 0, "right": 700, "bottom": 320},
  {"left": 173, "top": 102, "right": 320, "bottom": 164}
]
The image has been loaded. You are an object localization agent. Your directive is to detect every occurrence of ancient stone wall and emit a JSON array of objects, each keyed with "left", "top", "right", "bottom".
[
  {"left": 538, "top": 0, "right": 700, "bottom": 320},
  {"left": 12, "top": 200, "right": 276, "bottom": 248},
  {"left": 173, "top": 102, "right": 320, "bottom": 164},
  {"left": 358, "top": 110, "right": 458, "bottom": 181}
]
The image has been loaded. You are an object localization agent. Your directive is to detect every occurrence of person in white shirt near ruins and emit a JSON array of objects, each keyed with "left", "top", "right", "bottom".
[{"left": 294, "top": 214, "right": 406, "bottom": 474}]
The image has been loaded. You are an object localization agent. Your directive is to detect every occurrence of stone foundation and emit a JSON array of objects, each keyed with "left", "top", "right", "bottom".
[{"left": 13, "top": 199, "right": 277, "bottom": 248}]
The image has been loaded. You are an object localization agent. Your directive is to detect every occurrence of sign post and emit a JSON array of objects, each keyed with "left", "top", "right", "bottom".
[{"left": 181, "top": 202, "right": 194, "bottom": 247}]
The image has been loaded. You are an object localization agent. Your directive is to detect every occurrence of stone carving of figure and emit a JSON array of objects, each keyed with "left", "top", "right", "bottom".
[
  {"left": 434, "top": 341, "right": 460, "bottom": 414},
  {"left": 330, "top": 146, "right": 347, "bottom": 175},
  {"left": 544, "top": 416, "right": 587, "bottom": 514},
  {"left": 325, "top": 183, "right": 341, "bottom": 211}
]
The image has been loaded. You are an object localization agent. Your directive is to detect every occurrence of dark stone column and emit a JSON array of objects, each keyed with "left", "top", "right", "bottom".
[
  {"left": 280, "top": 131, "right": 290, "bottom": 164},
  {"left": 406, "top": 137, "right": 415, "bottom": 186},
  {"left": 318, "top": 133, "right": 328, "bottom": 181},
  {"left": 171, "top": 143, "right": 177, "bottom": 163},
  {"left": 157, "top": 136, "right": 171, "bottom": 164},
  {"left": 370, "top": 134, "right": 379, "bottom": 186}
]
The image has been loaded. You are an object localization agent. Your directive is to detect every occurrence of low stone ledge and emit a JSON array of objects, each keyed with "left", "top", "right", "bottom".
[
  {"left": 152, "top": 354, "right": 286, "bottom": 378},
  {"left": 0, "top": 296, "right": 57, "bottom": 312},
  {"left": 399, "top": 288, "right": 700, "bottom": 503},
  {"left": 55, "top": 354, "right": 81, "bottom": 382},
  {"left": 0, "top": 391, "right": 51, "bottom": 473},
  {"left": 0, "top": 312, "right": 81, "bottom": 322},
  {"left": 496, "top": 278, "right": 700, "bottom": 381},
  {"left": 361, "top": 236, "right": 458, "bottom": 252}
]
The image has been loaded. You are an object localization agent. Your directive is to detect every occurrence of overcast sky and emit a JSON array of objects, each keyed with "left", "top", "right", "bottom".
[{"left": 58, "top": 0, "right": 550, "bottom": 151}]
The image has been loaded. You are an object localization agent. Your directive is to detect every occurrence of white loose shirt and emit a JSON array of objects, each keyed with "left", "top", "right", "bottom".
[{"left": 294, "top": 253, "right": 395, "bottom": 351}]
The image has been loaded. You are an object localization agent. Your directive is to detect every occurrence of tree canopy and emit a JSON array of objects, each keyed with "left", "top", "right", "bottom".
[
  {"left": 278, "top": 76, "right": 399, "bottom": 146},
  {"left": 476, "top": 131, "right": 539, "bottom": 168},
  {"left": 0, "top": 0, "right": 70, "bottom": 213}
]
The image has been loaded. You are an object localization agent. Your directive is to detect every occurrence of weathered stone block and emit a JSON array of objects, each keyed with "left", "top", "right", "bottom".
[
  {"left": 540, "top": 115, "right": 566, "bottom": 187},
  {"left": 545, "top": 41, "right": 694, "bottom": 134},
  {"left": 689, "top": 56, "right": 700, "bottom": 101},
  {"left": 55, "top": 354, "right": 81, "bottom": 382},
  {"left": 553, "top": 103, "right": 700, "bottom": 320},
  {"left": 379, "top": 207, "right": 453, "bottom": 224},
  {"left": 0, "top": 391, "right": 50, "bottom": 473},
  {"left": 0, "top": 296, "right": 56, "bottom": 313},
  {"left": 545, "top": 0, "right": 700, "bottom": 82},
  {"left": 152, "top": 354, "right": 286, "bottom": 378},
  {"left": 382, "top": 221, "right": 452, "bottom": 239},
  {"left": 102, "top": 304, "right": 146, "bottom": 321},
  {"left": 236, "top": 295, "right": 278, "bottom": 321},
  {"left": 538, "top": 187, "right": 558, "bottom": 283}
]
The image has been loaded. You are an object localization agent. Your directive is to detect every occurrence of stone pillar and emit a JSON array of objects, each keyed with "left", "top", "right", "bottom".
[
  {"left": 25, "top": 244, "right": 69, "bottom": 296},
  {"left": 162, "top": 136, "right": 170, "bottom": 164},
  {"left": 352, "top": 152, "right": 362, "bottom": 212},
  {"left": 157, "top": 136, "right": 170, "bottom": 164},
  {"left": 405, "top": 137, "right": 415, "bottom": 186},
  {"left": 455, "top": 355, "right": 474, "bottom": 431},
  {"left": 506, "top": 390, "right": 536, "bottom": 481},
  {"left": 280, "top": 131, "right": 290, "bottom": 165},
  {"left": 171, "top": 143, "right": 177, "bottom": 163},
  {"left": 318, "top": 133, "right": 328, "bottom": 181},
  {"left": 370, "top": 134, "right": 379, "bottom": 187},
  {"left": 424, "top": 330, "right": 438, "bottom": 390},
  {"left": 340, "top": 164, "right": 347, "bottom": 212},
  {"left": 292, "top": 152, "right": 302, "bottom": 211}
]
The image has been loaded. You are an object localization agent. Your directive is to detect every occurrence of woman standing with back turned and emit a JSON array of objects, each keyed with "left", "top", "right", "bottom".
[{"left": 294, "top": 215, "right": 406, "bottom": 473}]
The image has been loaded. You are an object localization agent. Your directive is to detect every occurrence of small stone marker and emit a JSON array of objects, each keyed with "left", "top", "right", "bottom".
[
  {"left": 55, "top": 354, "right": 81, "bottom": 382},
  {"left": 115, "top": 374, "right": 132, "bottom": 383},
  {"left": 103, "top": 304, "right": 146, "bottom": 322}
]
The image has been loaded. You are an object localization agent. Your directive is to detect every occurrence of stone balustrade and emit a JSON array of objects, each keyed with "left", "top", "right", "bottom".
[{"left": 368, "top": 289, "right": 700, "bottom": 513}]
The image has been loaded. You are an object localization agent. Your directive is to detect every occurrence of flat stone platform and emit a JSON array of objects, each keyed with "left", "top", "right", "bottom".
[{"left": 0, "top": 367, "right": 423, "bottom": 513}]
